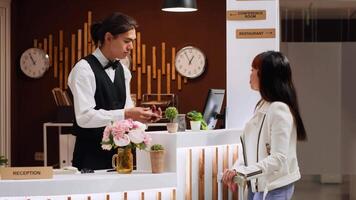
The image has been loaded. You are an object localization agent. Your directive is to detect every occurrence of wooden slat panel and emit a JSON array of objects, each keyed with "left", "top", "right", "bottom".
[
  {"left": 157, "top": 192, "right": 162, "bottom": 200},
  {"left": 157, "top": 69, "right": 161, "bottom": 101},
  {"left": 147, "top": 65, "right": 151, "bottom": 94},
  {"left": 83, "top": 22, "right": 88, "bottom": 56},
  {"left": 59, "top": 30, "right": 63, "bottom": 61},
  {"left": 43, "top": 38, "right": 47, "bottom": 53},
  {"left": 137, "top": 32, "right": 141, "bottom": 64},
  {"left": 71, "top": 34, "right": 76, "bottom": 69},
  {"left": 59, "top": 62, "right": 63, "bottom": 89},
  {"left": 177, "top": 74, "right": 182, "bottom": 90},
  {"left": 33, "top": 39, "right": 38, "bottom": 48},
  {"left": 141, "top": 192, "right": 144, "bottom": 200},
  {"left": 137, "top": 67, "right": 142, "bottom": 100},
  {"left": 64, "top": 47, "right": 69, "bottom": 89},
  {"left": 152, "top": 46, "right": 156, "bottom": 79},
  {"left": 171, "top": 47, "right": 176, "bottom": 80},
  {"left": 142, "top": 44, "right": 146, "bottom": 73},
  {"left": 171, "top": 189, "right": 176, "bottom": 200},
  {"left": 132, "top": 40, "right": 136, "bottom": 71},
  {"left": 87, "top": 11, "right": 92, "bottom": 54},
  {"left": 54, "top": 46, "right": 58, "bottom": 78},
  {"left": 212, "top": 147, "right": 218, "bottom": 200},
  {"left": 199, "top": 149, "right": 205, "bottom": 200},
  {"left": 223, "top": 146, "right": 229, "bottom": 200},
  {"left": 77, "top": 29, "right": 82, "bottom": 61},
  {"left": 166, "top": 63, "right": 171, "bottom": 94},
  {"left": 49, "top": 34, "right": 53, "bottom": 66},
  {"left": 161, "top": 42, "right": 165, "bottom": 75},
  {"left": 185, "top": 149, "right": 192, "bottom": 200},
  {"left": 233, "top": 145, "right": 239, "bottom": 200}
]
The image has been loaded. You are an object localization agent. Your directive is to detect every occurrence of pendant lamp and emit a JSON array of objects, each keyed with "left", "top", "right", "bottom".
[{"left": 162, "top": 0, "right": 197, "bottom": 12}]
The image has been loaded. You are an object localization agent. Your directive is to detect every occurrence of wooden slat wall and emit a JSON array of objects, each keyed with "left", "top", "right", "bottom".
[{"left": 31, "top": 11, "right": 196, "bottom": 107}]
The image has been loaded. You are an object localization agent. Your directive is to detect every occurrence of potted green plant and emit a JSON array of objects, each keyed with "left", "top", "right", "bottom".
[
  {"left": 187, "top": 110, "right": 208, "bottom": 131},
  {"left": 150, "top": 144, "right": 165, "bottom": 173},
  {"left": 165, "top": 106, "right": 178, "bottom": 133},
  {"left": 0, "top": 155, "right": 8, "bottom": 167}
]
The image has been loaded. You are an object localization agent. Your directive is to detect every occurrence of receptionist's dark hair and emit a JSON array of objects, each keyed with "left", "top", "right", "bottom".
[
  {"left": 90, "top": 12, "right": 138, "bottom": 46},
  {"left": 252, "top": 51, "right": 307, "bottom": 141}
]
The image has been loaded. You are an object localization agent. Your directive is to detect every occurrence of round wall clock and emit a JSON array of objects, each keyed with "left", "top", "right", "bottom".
[
  {"left": 20, "top": 48, "right": 50, "bottom": 78},
  {"left": 175, "top": 46, "right": 206, "bottom": 79}
]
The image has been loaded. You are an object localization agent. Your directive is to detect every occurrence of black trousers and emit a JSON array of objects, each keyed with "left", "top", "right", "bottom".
[{"left": 72, "top": 136, "right": 116, "bottom": 170}]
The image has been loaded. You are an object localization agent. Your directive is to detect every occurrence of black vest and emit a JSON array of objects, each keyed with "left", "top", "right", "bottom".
[{"left": 73, "top": 54, "right": 126, "bottom": 141}]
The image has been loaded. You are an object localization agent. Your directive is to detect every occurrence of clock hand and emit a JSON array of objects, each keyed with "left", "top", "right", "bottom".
[
  {"left": 29, "top": 53, "right": 36, "bottom": 65},
  {"left": 189, "top": 56, "right": 195, "bottom": 65},
  {"left": 184, "top": 52, "right": 191, "bottom": 63}
]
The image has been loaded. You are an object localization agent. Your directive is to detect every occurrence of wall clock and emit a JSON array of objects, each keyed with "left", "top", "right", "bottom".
[
  {"left": 175, "top": 46, "right": 206, "bottom": 78},
  {"left": 20, "top": 48, "right": 50, "bottom": 78}
]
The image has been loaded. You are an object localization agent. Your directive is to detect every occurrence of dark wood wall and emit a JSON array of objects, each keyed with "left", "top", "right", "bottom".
[{"left": 11, "top": 0, "right": 226, "bottom": 166}]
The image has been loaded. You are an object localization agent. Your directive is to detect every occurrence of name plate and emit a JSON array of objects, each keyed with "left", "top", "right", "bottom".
[
  {"left": 227, "top": 10, "right": 266, "bottom": 21},
  {"left": 236, "top": 28, "right": 275, "bottom": 39},
  {"left": 0, "top": 167, "right": 53, "bottom": 180}
]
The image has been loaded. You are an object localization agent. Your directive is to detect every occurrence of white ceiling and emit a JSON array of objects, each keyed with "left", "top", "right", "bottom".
[{"left": 280, "top": 0, "right": 356, "bottom": 19}]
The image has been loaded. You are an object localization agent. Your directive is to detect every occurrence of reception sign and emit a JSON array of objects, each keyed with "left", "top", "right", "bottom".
[{"left": 0, "top": 167, "right": 53, "bottom": 180}]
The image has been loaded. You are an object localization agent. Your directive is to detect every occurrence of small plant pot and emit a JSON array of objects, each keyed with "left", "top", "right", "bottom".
[
  {"left": 167, "top": 122, "right": 178, "bottom": 133},
  {"left": 190, "top": 121, "right": 201, "bottom": 131},
  {"left": 150, "top": 150, "right": 165, "bottom": 173}
]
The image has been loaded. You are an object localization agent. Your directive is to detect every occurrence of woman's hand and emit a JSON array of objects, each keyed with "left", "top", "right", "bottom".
[{"left": 222, "top": 169, "right": 238, "bottom": 192}]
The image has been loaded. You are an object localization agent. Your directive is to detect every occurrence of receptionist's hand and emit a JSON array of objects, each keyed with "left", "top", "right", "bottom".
[{"left": 150, "top": 105, "right": 162, "bottom": 122}]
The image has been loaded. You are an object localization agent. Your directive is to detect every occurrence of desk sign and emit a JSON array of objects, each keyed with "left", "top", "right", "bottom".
[
  {"left": 0, "top": 167, "right": 53, "bottom": 180},
  {"left": 227, "top": 10, "right": 266, "bottom": 21},
  {"left": 236, "top": 28, "right": 275, "bottom": 39}
]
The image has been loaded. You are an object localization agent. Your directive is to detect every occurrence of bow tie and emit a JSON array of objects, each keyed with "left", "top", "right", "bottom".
[{"left": 104, "top": 60, "right": 120, "bottom": 70}]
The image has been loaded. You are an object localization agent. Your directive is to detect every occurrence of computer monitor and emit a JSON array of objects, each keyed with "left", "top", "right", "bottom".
[{"left": 202, "top": 89, "right": 225, "bottom": 130}]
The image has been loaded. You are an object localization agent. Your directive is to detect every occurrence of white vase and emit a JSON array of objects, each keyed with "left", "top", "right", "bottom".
[{"left": 190, "top": 121, "right": 201, "bottom": 131}]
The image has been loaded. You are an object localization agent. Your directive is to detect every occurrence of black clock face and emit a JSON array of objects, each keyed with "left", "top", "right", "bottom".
[
  {"left": 175, "top": 46, "right": 206, "bottom": 78},
  {"left": 20, "top": 48, "right": 49, "bottom": 78}
]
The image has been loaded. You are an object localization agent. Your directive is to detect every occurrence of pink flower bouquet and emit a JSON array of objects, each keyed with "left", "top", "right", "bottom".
[{"left": 101, "top": 119, "right": 151, "bottom": 151}]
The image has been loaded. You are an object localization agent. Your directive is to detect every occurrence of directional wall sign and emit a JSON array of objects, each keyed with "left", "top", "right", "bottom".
[
  {"left": 236, "top": 28, "right": 276, "bottom": 39},
  {"left": 227, "top": 10, "right": 266, "bottom": 20}
]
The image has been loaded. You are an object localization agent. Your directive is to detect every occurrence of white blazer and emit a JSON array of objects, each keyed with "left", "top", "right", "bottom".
[{"left": 233, "top": 101, "right": 301, "bottom": 193}]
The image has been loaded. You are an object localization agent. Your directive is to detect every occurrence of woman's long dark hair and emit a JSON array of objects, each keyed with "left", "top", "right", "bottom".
[
  {"left": 253, "top": 51, "right": 307, "bottom": 141},
  {"left": 91, "top": 12, "right": 138, "bottom": 46}
]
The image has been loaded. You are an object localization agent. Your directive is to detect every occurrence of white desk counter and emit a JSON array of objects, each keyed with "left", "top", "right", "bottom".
[
  {"left": 137, "top": 128, "right": 243, "bottom": 200},
  {"left": 2, "top": 128, "right": 242, "bottom": 200},
  {"left": 0, "top": 171, "right": 176, "bottom": 197}
]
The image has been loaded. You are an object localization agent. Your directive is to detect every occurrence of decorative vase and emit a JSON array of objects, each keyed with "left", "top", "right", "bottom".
[
  {"left": 190, "top": 121, "right": 201, "bottom": 131},
  {"left": 112, "top": 148, "right": 133, "bottom": 174},
  {"left": 166, "top": 122, "right": 178, "bottom": 133},
  {"left": 150, "top": 150, "right": 165, "bottom": 173}
]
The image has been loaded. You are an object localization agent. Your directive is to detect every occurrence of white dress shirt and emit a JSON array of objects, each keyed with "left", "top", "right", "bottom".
[{"left": 68, "top": 48, "right": 134, "bottom": 128}]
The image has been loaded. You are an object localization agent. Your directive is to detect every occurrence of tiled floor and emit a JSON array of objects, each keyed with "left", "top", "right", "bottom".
[{"left": 293, "top": 176, "right": 354, "bottom": 200}]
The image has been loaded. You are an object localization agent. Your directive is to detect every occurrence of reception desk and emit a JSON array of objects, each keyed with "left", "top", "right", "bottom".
[{"left": 0, "top": 129, "right": 242, "bottom": 200}]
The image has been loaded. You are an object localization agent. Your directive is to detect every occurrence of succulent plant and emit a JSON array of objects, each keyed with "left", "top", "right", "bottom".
[
  {"left": 187, "top": 110, "right": 208, "bottom": 130},
  {"left": 150, "top": 144, "right": 164, "bottom": 151},
  {"left": 165, "top": 106, "right": 178, "bottom": 122},
  {"left": 0, "top": 155, "right": 8, "bottom": 166}
]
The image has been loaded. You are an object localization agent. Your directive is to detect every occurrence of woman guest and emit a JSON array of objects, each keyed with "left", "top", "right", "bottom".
[{"left": 222, "top": 51, "right": 307, "bottom": 200}]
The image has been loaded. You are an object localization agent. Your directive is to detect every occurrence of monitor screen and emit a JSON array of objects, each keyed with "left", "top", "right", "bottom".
[{"left": 202, "top": 89, "right": 225, "bottom": 130}]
